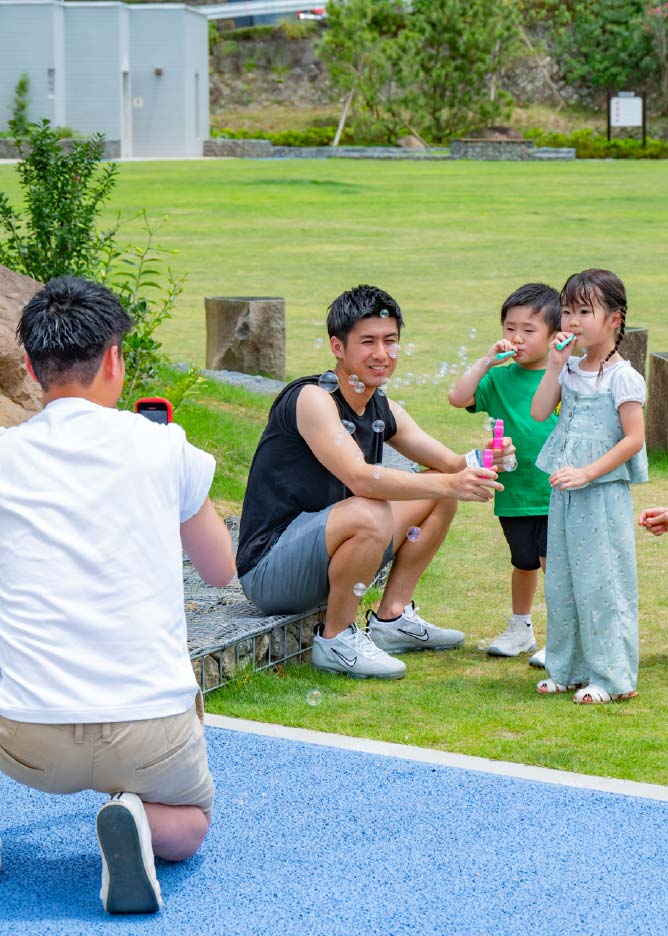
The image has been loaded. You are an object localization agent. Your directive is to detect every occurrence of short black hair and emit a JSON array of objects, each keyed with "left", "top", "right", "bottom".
[
  {"left": 327, "top": 284, "right": 404, "bottom": 342},
  {"left": 500, "top": 283, "right": 561, "bottom": 334},
  {"left": 17, "top": 275, "right": 132, "bottom": 391}
]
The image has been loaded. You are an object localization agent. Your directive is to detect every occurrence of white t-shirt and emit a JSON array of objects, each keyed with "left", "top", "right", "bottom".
[
  {"left": 558, "top": 357, "right": 647, "bottom": 407},
  {"left": 0, "top": 398, "right": 215, "bottom": 723}
]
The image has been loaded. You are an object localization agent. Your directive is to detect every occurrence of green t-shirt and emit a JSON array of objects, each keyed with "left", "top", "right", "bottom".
[{"left": 466, "top": 363, "right": 557, "bottom": 517}]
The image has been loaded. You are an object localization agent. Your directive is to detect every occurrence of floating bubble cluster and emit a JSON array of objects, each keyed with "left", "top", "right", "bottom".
[
  {"left": 353, "top": 582, "right": 367, "bottom": 597},
  {"left": 318, "top": 371, "right": 338, "bottom": 393},
  {"left": 407, "top": 526, "right": 421, "bottom": 543},
  {"left": 372, "top": 420, "right": 385, "bottom": 433},
  {"left": 306, "top": 689, "right": 322, "bottom": 706}
]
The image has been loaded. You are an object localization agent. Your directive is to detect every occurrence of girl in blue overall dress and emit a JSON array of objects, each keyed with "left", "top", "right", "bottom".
[{"left": 530, "top": 269, "right": 647, "bottom": 704}]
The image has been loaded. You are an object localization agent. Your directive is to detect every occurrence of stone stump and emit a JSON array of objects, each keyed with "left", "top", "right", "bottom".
[
  {"left": 646, "top": 352, "right": 668, "bottom": 451},
  {"left": 205, "top": 296, "right": 286, "bottom": 380},
  {"left": 622, "top": 327, "right": 648, "bottom": 380}
]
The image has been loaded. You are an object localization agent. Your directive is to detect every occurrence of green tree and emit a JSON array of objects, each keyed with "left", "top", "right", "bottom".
[
  {"left": 401, "top": 0, "right": 522, "bottom": 143},
  {"left": 554, "top": 0, "right": 652, "bottom": 91},
  {"left": 317, "top": 0, "right": 407, "bottom": 143},
  {"left": 644, "top": 1, "right": 668, "bottom": 113}
]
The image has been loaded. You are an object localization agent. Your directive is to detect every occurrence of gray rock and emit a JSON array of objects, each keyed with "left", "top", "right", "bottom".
[{"left": 205, "top": 296, "right": 286, "bottom": 380}]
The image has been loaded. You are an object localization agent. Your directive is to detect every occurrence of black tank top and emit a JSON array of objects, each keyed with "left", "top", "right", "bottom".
[{"left": 236, "top": 375, "right": 397, "bottom": 577}]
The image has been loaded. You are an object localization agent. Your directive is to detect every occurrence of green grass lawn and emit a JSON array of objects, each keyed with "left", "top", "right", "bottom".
[{"left": 2, "top": 157, "right": 668, "bottom": 782}]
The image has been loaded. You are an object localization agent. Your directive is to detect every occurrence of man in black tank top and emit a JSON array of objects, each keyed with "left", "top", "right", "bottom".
[{"left": 238, "top": 285, "right": 508, "bottom": 680}]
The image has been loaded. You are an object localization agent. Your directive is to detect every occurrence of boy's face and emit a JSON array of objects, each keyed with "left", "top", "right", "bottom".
[{"left": 502, "top": 305, "right": 553, "bottom": 370}]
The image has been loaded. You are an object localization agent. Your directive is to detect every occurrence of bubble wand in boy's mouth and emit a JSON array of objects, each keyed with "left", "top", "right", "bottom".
[
  {"left": 495, "top": 349, "right": 517, "bottom": 360},
  {"left": 556, "top": 334, "right": 576, "bottom": 350}
]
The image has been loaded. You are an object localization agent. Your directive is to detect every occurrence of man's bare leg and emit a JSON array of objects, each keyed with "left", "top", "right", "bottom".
[
  {"left": 144, "top": 803, "right": 211, "bottom": 861},
  {"left": 323, "top": 496, "right": 394, "bottom": 639},
  {"left": 376, "top": 497, "right": 457, "bottom": 620}
]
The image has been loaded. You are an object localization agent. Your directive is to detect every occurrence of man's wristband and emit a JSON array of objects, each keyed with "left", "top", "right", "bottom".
[{"left": 464, "top": 449, "right": 482, "bottom": 468}]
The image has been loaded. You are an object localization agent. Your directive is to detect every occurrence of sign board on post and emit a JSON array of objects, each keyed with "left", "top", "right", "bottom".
[{"left": 607, "top": 91, "right": 646, "bottom": 146}]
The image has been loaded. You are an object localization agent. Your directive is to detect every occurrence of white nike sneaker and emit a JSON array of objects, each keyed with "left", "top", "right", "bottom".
[
  {"left": 529, "top": 646, "right": 546, "bottom": 668},
  {"left": 366, "top": 602, "right": 465, "bottom": 653},
  {"left": 311, "top": 623, "right": 406, "bottom": 679},
  {"left": 487, "top": 619, "right": 537, "bottom": 657}
]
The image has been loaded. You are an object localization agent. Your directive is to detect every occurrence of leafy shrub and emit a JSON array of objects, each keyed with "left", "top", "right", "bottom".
[
  {"left": 0, "top": 119, "right": 198, "bottom": 410},
  {"left": 524, "top": 126, "right": 668, "bottom": 158}
]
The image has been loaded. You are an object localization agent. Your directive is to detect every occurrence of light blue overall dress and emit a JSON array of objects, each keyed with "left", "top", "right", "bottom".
[{"left": 536, "top": 364, "right": 648, "bottom": 696}]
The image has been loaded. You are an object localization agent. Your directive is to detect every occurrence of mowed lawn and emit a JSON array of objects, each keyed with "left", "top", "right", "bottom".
[{"left": 2, "top": 157, "right": 668, "bottom": 782}]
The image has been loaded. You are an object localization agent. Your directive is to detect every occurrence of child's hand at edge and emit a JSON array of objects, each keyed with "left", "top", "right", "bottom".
[
  {"left": 548, "top": 332, "right": 577, "bottom": 368},
  {"left": 638, "top": 507, "right": 668, "bottom": 536},
  {"left": 486, "top": 339, "right": 517, "bottom": 366}
]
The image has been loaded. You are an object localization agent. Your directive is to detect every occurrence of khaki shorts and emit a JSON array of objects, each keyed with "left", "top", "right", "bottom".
[{"left": 0, "top": 702, "right": 215, "bottom": 818}]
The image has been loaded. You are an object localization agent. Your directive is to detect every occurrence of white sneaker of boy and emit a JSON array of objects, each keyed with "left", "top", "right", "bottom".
[{"left": 487, "top": 619, "right": 537, "bottom": 657}]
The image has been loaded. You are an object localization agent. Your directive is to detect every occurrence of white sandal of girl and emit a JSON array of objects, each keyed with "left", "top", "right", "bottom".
[
  {"left": 573, "top": 684, "right": 638, "bottom": 704},
  {"left": 536, "top": 678, "right": 581, "bottom": 695}
]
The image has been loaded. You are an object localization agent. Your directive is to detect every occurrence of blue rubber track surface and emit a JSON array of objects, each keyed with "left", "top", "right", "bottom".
[{"left": 1, "top": 725, "right": 667, "bottom": 936}]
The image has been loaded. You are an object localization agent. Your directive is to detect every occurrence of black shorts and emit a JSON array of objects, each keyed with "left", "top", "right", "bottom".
[{"left": 498, "top": 515, "right": 548, "bottom": 571}]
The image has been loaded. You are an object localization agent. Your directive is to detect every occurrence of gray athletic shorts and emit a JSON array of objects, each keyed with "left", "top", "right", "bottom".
[{"left": 240, "top": 504, "right": 394, "bottom": 614}]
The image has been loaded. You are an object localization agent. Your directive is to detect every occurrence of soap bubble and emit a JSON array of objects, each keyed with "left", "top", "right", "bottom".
[
  {"left": 458, "top": 345, "right": 468, "bottom": 358},
  {"left": 318, "top": 371, "right": 338, "bottom": 393},
  {"left": 348, "top": 374, "right": 359, "bottom": 385},
  {"left": 372, "top": 464, "right": 383, "bottom": 479},
  {"left": 469, "top": 328, "right": 478, "bottom": 340},
  {"left": 477, "top": 638, "right": 490, "bottom": 652},
  {"left": 312, "top": 337, "right": 324, "bottom": 350},
  {"left": 407, "top": 526, "right": 421, "bottom": 542},
  {"left": 437, "top": 362, "right": 450, "bottom": 378},
  {"left": 353, "top": 582, "right": 367, "bottom": 597},
  {"left": 397, "top": 400, "right": 406, "bottom": 407},
  {"left": 372, "top": 419, "right": 385, "bottom": 433},
  {"left": 379, "top": 308, "right": 390, "bottom": 318},
  {"left": 503, "top": 455, "right": 518, "bottom": 472},
  {"left": 341, "top": 420, "right": 355, "bottom": 434},
  {"left": 483, "top": 415, "right": 496, "bottom": 433},
  {"left": 306, "top": 689, "right": 322, "bottom": 706},
  {"left": 405, "top": 343, "right": 416, "bottom": 356},
  {"left": 333, "top": 432, "right": 345, "bottom": 447},
  {"left": 388, "top": 344, "right": 399, "bottom": 360},
  {"left": 376, "top": 387, "right": 386, "bottom": 397},
  {"left": 353, "top": 383, "right": 366, "bottom": 394}
]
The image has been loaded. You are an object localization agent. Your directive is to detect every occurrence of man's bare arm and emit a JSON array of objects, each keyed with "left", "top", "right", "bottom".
[{"left": 180, "top": 498, "right": 236, "bottom": 588}]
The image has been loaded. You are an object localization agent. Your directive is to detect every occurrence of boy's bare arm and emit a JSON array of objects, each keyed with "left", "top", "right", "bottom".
[{"left": 448, "top": 339, "right": 517, "bottom": 409}]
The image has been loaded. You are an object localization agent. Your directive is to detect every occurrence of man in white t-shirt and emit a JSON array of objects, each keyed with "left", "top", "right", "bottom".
[{"left": 0, "top": 276, "right": 235, "bottom": 913}]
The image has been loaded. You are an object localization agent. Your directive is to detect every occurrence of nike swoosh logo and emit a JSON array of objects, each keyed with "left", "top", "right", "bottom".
[
  {"left": 398, "top": 626, "right": 429, "bottom": 641},
  {"left": 331, "top": 648, "right": 357, "bottom": 667}
]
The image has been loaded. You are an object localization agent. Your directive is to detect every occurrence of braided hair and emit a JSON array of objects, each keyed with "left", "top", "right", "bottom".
[{"left": 560, "top": 269, "right": 627, "bottom": 377}]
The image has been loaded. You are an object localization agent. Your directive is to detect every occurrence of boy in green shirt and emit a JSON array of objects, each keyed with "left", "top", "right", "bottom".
[{"left": 449, "top": 284, "right": 561, "bottom": 663}]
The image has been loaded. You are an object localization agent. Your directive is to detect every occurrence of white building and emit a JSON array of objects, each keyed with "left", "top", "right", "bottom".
[{"left": 0, "top": 0, "right": 210, "bottom": 157}]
